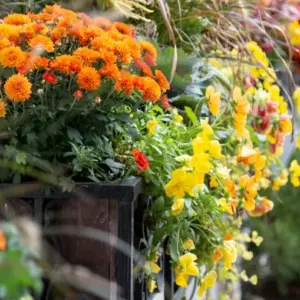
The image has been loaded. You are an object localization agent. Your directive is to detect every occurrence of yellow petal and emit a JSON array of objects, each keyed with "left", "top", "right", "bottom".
[
  {"left": 186, "top": 262, "right": 199, "bottom": 276},
  {"left": 204, "top": 270, "right": 217, "bottom": 288},
  {"left": 175, "top": 273, "right": 188, "bottom": 288}
]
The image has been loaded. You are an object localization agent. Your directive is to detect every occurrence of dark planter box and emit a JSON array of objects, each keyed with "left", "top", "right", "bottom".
[{"left": 1, "top": 177, "right": 144, "bottom": 300}]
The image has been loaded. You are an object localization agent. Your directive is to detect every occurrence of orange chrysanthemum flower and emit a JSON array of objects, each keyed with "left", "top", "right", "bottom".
[
  {"left": 0, "top": 38, "right": 10, "bottom": 50},
  {"left": 0, "top": 24, "right": 21, "bottom": 43},
  {"left": 112, "top": 22, "right": 135, "bottom": 37},
  {"left": 0, "top": 100, "right": 6, "bottom": 118},
  {"left": 139, "top": 40, "right": 157, "bottom": 66},
  {"left": 91, "top": 36, "right": 115, "bottom": 52},
  {"left": 50, "top": 27, "right": 67, "bottom": 43},
  {"left": 17, "top": 54, "right": 49, "bottom": 74},
  {"left": 77, "top": 67, "right": 101, "bottom": 91},
  {"left": 115, "top": 71, "right": 135, "bottom": 95},
  {"left": 135, "top": 77, "right": 161, "bottom": 103},
  {"left": 134, "top": 58, "right": 153, "bottom": 77},
  {"left": 29, "top": 35, "right": 54, "bottom": 53},
  {"left": 0, "top": 46, "right": 26, "bottom": 68},
  {"left": 50, "top": 55, "right": 83, "bottom": 74},
  {"left": 124, "top": 37, "right": 141, "bottom": 60},
  {"left": 73, "top": 47, "right": 100, "bottom": 65},
  {"left": 116, "top": 42, "right": 132, "bottom": 65},
  {"left": 4, "top": 74, "right": 32, "bottom": 102},
  {"left": 98, "top": 49, "right": 116, "bottom": 65},
  {"left": 22, "top": 23, "right": 48, "bottom": 40},
  {"left": 4, "top": 13, "right": 31, "bottom": 25},
  {"left": 99, "top": 64, "right": 120, "bottom": 80},
  {"left": 85, "top": 25, "right": 105, "bottom": 41},
  {"left": 155, "top": 70, "right": 170, "bottom": 91}
]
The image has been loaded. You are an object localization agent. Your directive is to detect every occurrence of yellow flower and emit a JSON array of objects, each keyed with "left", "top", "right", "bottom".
[
  {"left": 172, "top": 198, "right": 185, "bottom": 216},
  {"left": 297, "top": 137, "right": 300, "bottom": 149},
  {"left": 242, "top": 250, "right": 253, "bottom": 261},
  {"left": 221, "top": 240, "right": 238, "bottom": 269},
  {"left": 172, "top": 109, "right": 183, "bottom": 123},
  {"left": 206, "top": 85, "right": 221, "bottom": 115},
  {"left": 290, "top": 160, "right": 300, "bottom": 187},
  {"left": 210, "top": 176, "right": 218, "bottom": 188},
  {"left": 200, "top": 119, "right": 213, "bottom": 137},
  {"left": 218, "top": 197, "right": 233, "bottom": 215},
  {"left": 144, "top": 261, "right": 161, "bottom": 275},
  {"left": 192, "top": 136, "right": 210, "bottom": 154},
  {"left": 272, "top": 169, "right": 289, "bottom": 191},
  {"left": 246, "top": 41, "right": 269, "bottom": 68},
  {"left": 288, "top": 20, "right": 300, "bottom": 45},
  {"left": 175, "top": 253, "right": 199, "bottom": 288},
  {"left": 209, "top": 140, "right": 222, "bottom": 159},
  {"left": 237, "top": 145, "right": 256, "bottom": 165},
  {"left": 183, "top": 239, "right": 195, "bottom": 250},
  {"left": 279, "top": 116, "right": 292, "bottom": 134},
  {"left": 191, "top": 153, "right": 212, "bottom": 173},
  {"left": 197, "top": 270, "right": 217, "bottom": 297},
  {"left": 252, "top": 231, "right": 263, "bottom": 246},
  {"left": 147, "top": 279, "right": 157, "bottom": 293},
  {"left": 146, "top": 120, "right": 158, "bottom": 136},
  {"left": 244, "top": 198, "right": 256, "bottom": 212},
  {"left": 174, "top": 114, "right": 183, "bottom": 123},
  {"left": 249, "top": 198, "right": 274, "bottom": 217},
  {"left": 293, "top": 86, "right": 300, "bottom": 112},
  {"left": 165, "top": 169, "right": 188, "bottom": 198}
]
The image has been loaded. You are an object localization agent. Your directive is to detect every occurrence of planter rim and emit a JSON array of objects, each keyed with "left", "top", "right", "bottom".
[{"left": 0, "top": 177, "right": 143, "bottom": 202}]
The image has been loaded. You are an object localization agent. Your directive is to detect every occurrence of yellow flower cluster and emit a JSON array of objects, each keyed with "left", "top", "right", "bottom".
[
  {"left": 290, "top": 160, "right": 300, "bottom": 187},
  {"left": 288, "top": 20, "right": 300, "bottom": 46},
  {"left": 206, "top": 85, "right": 221, "bottom": 116},
  {"left": 247, "top": 41, "right": 269, "bottom": 68},
  {"left": 233, "top": 87, "right": 250, "bottom": 138},
  {"left": 174, "top": 253, "right": 199, "bottom": 287},
  {"left": 165, "top": 119, "right": 222, "bottom": 203}
]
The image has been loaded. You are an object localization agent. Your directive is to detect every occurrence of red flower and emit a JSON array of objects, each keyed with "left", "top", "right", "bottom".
[
  {"left": 43, "top": 72, "right": 57, "bottom": 84},
  {"left": 161, "top": 94, "right": 170, "bottom": 110},
  {"left": 266, "top": 101, "right": 278, "bottom": 113},
  {"left": 74, "top": 90, "right": 83, "bottom": 99},
  {"left": 132, "top": 149, "right": 149, "bottom": 173}
]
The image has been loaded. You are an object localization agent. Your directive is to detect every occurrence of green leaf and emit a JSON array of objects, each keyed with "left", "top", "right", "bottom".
[
  {"left": 67, "top": 128, "right": 82, "bottom": 144},
  {"left": 184, "top": 106, "right": 198, "bottom": 125},
  {"left": 152, "top": 196, "right": 165, "bottom": 212},
  {"left": 152, "top": 221, "right": 174, "bottom": 246},
  {"left": 170, "top": 232, "right": 180, "bottom": 260},
  {"left": 16, "top": 152, "right": 27, "bottom": 165},
  {"left": 104, "top": 159, "right": 124, "bottom": 169}
]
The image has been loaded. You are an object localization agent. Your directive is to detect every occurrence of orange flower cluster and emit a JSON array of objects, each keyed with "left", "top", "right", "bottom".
[
  {"left": 233, "top": 87, "right": 250, "bottom": 138},
  {"left": 0, "top": 5, "right": 169, "bottom": 104}
]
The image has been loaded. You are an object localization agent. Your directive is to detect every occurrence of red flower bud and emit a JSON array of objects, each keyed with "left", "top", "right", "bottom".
[
  {"left": 43, "top": 72, "right": 57, "bottom": 84},
  {"left": 74, "top": 90, "right": 83, "bottom": 99}
]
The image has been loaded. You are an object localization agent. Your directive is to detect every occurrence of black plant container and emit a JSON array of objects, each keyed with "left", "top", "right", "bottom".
[{"left": 1, "top": 178, "right": 144, "bottom": 300}]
